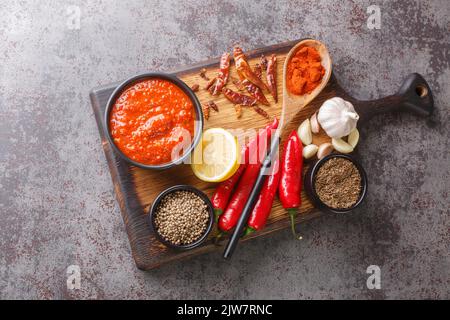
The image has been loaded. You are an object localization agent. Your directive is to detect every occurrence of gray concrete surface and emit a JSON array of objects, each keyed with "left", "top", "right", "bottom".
[{"left": 0, "top": 0, "right": 448, "bottom": 299}]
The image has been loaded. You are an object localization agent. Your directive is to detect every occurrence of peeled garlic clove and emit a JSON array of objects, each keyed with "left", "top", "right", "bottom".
[
  {"left": 303, "top": 144, "right": 318, "bottom": 159},
  {"left": 317, "top": 142, "right": 334, "bottom": 159},
  {"left": 332, "top": 138, "right": 354, "bottom": 154},
  {"left": 310, "top": 112, "right": 320, "bottom": 134},
  {"left": 297, "top": 119, "right": 312, "bottom": 145},
  {"left": 347, "top": 128, "right": 359, "bottom": 148}
]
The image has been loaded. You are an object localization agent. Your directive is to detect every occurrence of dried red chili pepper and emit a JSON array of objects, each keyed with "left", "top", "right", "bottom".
[
  {"left": 199, "top": 68, "right": 209, "bottom": 80},
  {"left": 260, "top": 54, "right": 268, "bottom": 70},
  {"left": 233, "top": 48, "right": 269, "bottom": 105},
  {"left": 202, "top": 103, "right": 210, "bottom": 120},
  {"left": 235, "top": 104, "right": 243, "bottom": 119},
  {"left": 222, "top": 87, "right": 256, "bottom": 106},
  {"left": 254, "top": 63, "right": 263, "bottom": 80},
  {"left": 191, "top": 84, "right": 199, "bottom": 92},
  {"left": 218, "top": 118, "right": 279, "bottom": 233},
  {"left": 279, "top": 130, "right": 303, "bottom": 239},
  {"left": 244, "top": 158, "right": 280, "bottom": 235},
  {"left": 242, "top": 79, "right": 270, "bottom": 106},
  {"left": 210, "top": 52, "right": 231, "bottom": 95},
  {"left": 207, "top": 101, "right": 219, "bottom": 112},
  {"left": 234, "top": 46, "right": 268, "bottom": 91},
  {"left": 267, "top": 54, "right": 278, "bottom": 102},
  {"left": 252, "top": 105, "right": 270, "bottom": 119},
  {"left": 232, "top": 77, "right": 245, "bottom": 91},
  {"left": 205, "top": 77, "right": 217, "bottom": 90}
]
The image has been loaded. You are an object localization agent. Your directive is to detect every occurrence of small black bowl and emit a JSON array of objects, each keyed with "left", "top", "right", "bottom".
[
  {"left": 148, "top": 185, "right": 214, "bottom": 250},
  {"left": 104, "top": 72, "right": 203, "bottom": 170},
  {"left": 304, "top": 153, "right": 368, "bottom": 214}
]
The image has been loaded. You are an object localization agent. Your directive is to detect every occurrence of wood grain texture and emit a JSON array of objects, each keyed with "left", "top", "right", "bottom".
[{"left": 90, "top": 39, "right": 431, "bottom": 270}]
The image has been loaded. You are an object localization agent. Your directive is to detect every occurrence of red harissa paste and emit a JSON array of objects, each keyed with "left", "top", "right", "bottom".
[{"left": 109, "top": 79, "right": 194, "bottom": 165}]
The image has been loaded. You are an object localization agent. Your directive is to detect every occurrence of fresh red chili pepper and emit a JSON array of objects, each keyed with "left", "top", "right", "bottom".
[
  {"left": 211, "top": 118, "right": 278, "bottom": 221},
  {"left": 244, "top": 158, "right": 280, "bottom": 235},
  {"left": 219, "top": 163, "right": 262, "bottom": 232},
  {"left": 211, "top": 165, "right": 246, "bottom": 220},
  {"left": 279, "top": 130, "right": 303, "bottom": 239},
  {"left": 218, "top": 118, "right": 279, "bottom": 232}
]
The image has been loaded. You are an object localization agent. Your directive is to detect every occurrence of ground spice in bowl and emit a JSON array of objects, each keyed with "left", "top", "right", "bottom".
[
  {"left": 153, "top": 190, "right": 211, "bottom": 246},
  {"left": 314, "top": 157, "right": 362, "bottom": 209}
]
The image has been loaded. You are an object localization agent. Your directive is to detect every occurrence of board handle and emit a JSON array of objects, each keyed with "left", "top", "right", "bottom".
[{"left": 354, "top": 73, "right": 434, "bottom": 123}]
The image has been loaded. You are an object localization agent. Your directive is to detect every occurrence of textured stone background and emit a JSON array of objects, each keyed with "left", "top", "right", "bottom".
[{"left": 0, "top": 0, "right": 448, "bottom": 299}]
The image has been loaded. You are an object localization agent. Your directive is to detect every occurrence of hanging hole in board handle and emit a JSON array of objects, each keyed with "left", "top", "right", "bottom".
[
  {"left": 415, "top": 84, "right": 428, "bottom": 98},
  {"left": 397, "top": 73, "right": 434, "bottom": 118}
]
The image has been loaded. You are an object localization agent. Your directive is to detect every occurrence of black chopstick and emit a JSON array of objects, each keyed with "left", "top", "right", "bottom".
[{"left": 223, "top": 136, "right": 280, "bottom": 259}]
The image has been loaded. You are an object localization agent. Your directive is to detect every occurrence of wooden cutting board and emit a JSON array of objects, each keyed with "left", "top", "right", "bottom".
[{"left": 90, "top": 39, "right": 433, "bottom": 270}]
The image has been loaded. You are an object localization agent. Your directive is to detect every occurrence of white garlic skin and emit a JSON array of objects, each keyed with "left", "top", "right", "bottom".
[{"left": 317, "top": 97, "right": 359, "bottom": 138}]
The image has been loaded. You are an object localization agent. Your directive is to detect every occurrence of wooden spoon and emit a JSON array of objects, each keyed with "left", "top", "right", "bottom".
[
  {"left": 223, "top": 39, "right": 332, "bottom": 259},
  {"left": 279, "top": 39, "right": 332, "bottom": 131}
]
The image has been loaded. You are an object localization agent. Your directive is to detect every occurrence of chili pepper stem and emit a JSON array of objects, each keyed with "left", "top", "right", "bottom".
[
  {"left": 243, "top": 227, "right": 255, "bottom": 236},
  {"left": 214, "top": 231, "right": 224, "bottom": 245},
  {"left": 288, "top": 208, "right": 302, "bottom": 240},
  {"left": 214, "top": 209, "right": 222, "bottom": 223}
]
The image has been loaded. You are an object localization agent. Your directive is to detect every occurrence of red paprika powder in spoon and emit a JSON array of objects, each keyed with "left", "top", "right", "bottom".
[{"left": 286, "top": 46, "right": 325, "bottom": 95}]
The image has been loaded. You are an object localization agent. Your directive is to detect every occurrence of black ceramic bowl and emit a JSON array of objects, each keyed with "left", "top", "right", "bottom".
[
  {"left": 104, "top": 72, "right": 203, "bottom": 170},
  {"left": 148, "top": 185, "right": 214, "bottom": 250},
  {"left": 304, "top": 153, "right": 368, "bottom": 214}
]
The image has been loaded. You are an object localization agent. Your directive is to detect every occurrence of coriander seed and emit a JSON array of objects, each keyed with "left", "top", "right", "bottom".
[{"left": 154, "top": 190, "right": 210, "bottom": 245}]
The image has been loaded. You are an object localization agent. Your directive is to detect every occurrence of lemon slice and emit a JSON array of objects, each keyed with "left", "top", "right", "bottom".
[{"left": 191, "top": 128, "right": 240, "bottom": 182}]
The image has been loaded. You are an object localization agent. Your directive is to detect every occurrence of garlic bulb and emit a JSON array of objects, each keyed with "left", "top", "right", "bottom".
[{"left": 317, "top": 97, "right": 359, "bottom": 138}]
